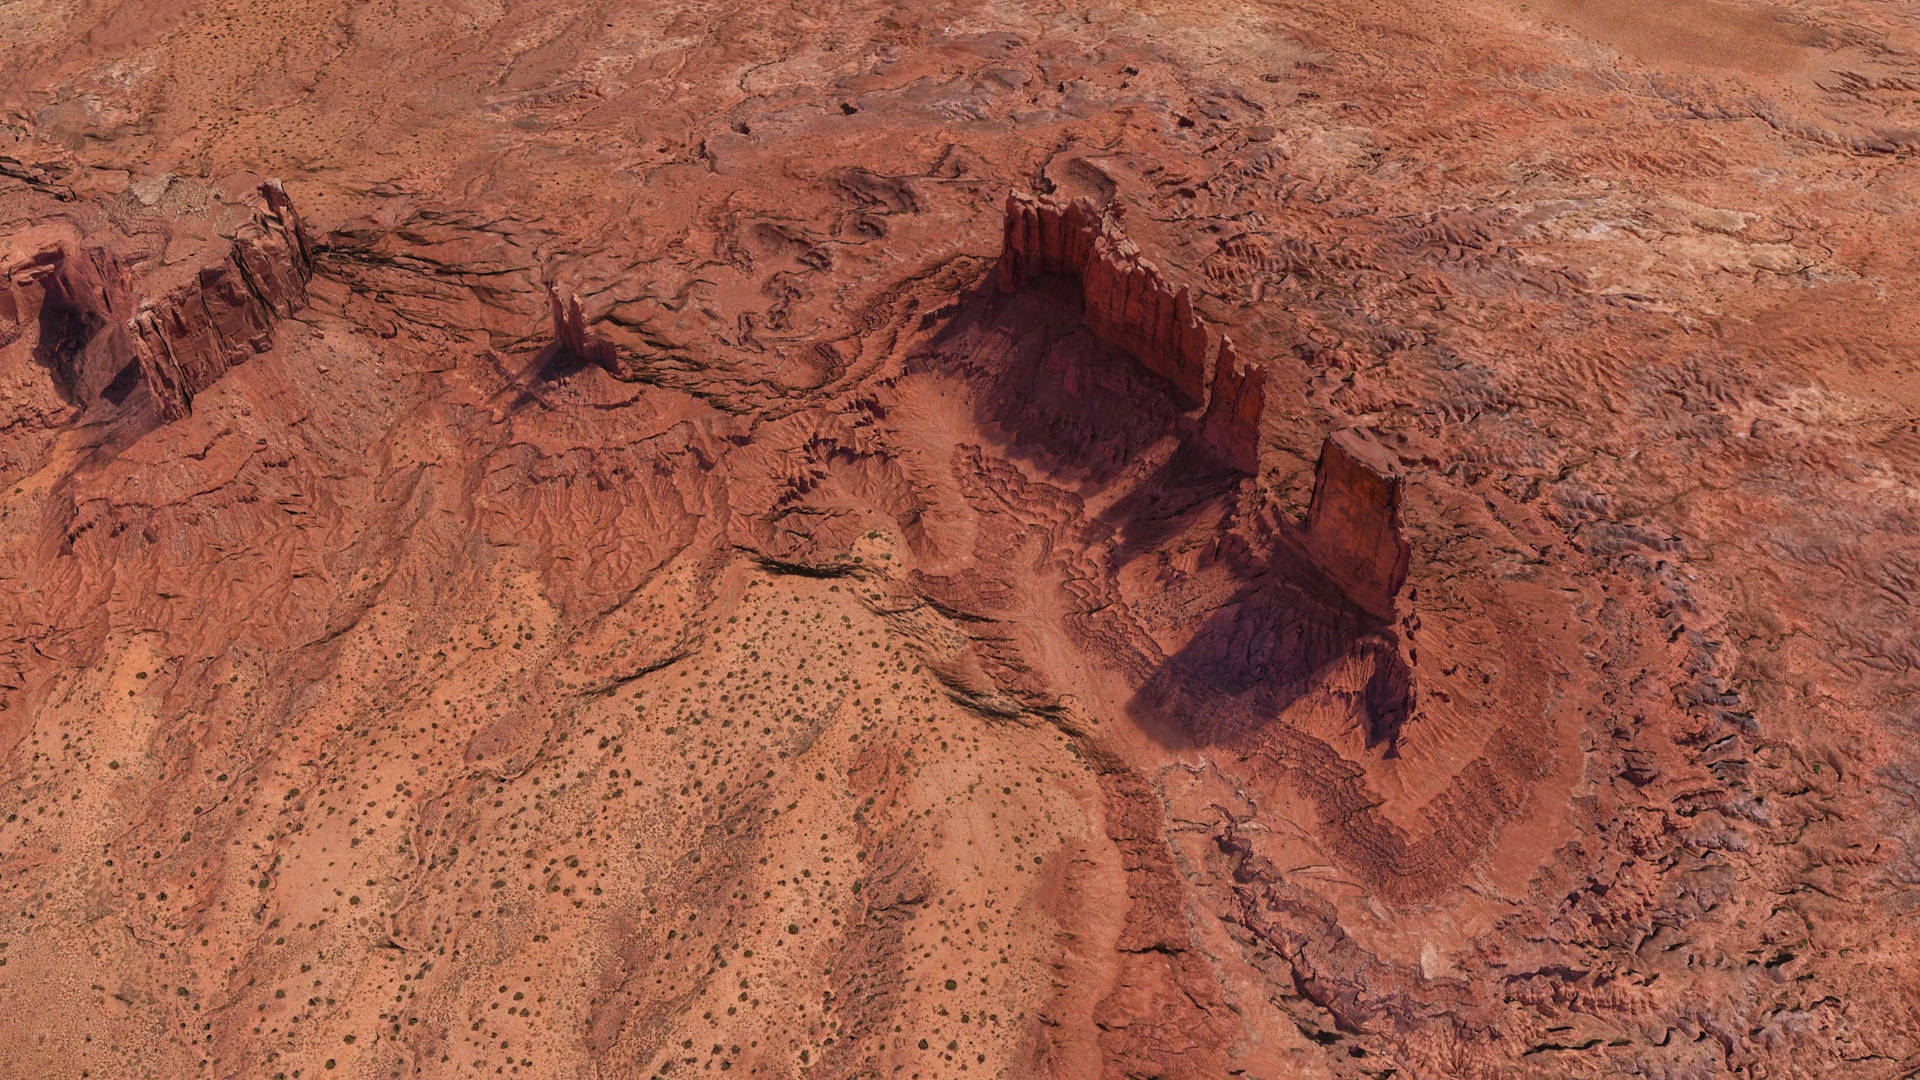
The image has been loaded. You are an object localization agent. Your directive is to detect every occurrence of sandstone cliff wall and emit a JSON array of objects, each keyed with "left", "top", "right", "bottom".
[
  {"left": 1, "top": 236, "right": 135, "bottom": 404},
  {"left": 132, "top": 179, "right": 313, "bottom": 420},
  {"left": 997, "top": 191, "right": 1262, "bottom": 472},
  {"left": 1199, "top": 336, "right": 1265, "bottom": 476},
  {"left": 998, "top": 192, "right": 1213, "bottom": 406},
  {"left": 996, "top": 193, "right": 1409, "bottom": 608}
]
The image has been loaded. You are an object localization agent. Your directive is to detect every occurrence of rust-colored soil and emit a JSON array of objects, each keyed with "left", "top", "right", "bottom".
[{"left": 3, "top": 1, "right": 1919, "bottom": 1077}]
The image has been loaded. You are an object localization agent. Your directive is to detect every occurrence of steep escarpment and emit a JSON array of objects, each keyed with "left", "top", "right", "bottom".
[
  {"left": 0, "top": 236, "right": 135, "bottom": 407},
  {"left": 130, "top": 179, "right": 313, "bottom": 420},
  {"left": 996, "top": 193, "right": 1261, "bottom": 456},
  {"left": 996, "top": 190, "right": 1401, "bottom": 622},
  {"left": 3, "top": 2, "right": 1919, "bottom": 1080},
  {"left": 0, "top": 176, "right": 312, "bottom": 430},
  {"left": 997, "top": 193, "right": 1213, "bottom": 407}
]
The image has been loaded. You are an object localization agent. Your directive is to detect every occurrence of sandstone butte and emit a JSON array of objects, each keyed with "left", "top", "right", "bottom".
[{"left": 2, "top": 2, "right": 1919, "bottom": 1080}]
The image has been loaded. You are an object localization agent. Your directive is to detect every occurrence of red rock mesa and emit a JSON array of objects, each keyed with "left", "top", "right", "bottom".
[
  {"left": 994, "top": 192, "right": 1403, "bottom": 610},
  {"left": 6, "top": 8, "right": 1919, "bottom": 1079},
  {"left": 1305, "top": 429, "right": 1412, "bottom": 618},
  {"left": 0, "top": 177, "right": 311, "bottom": 422},
  {"left": 997, "top": 191, "right": 1212, "bottom": 405},
  {"left": 996, "top": 191, "right": 1265, "bottom": 473},
  {"left": 133, "top": 179, "right": 313, "bottom": 420},
  {"left": 7, "top": 4, "right": 1920, "bottom": 1075}
]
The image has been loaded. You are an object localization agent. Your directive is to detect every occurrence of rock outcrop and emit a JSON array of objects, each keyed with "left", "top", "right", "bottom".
[
  {"left": 2, "top": 8, "right": 1913, "bottom": 1080},
  {"left": 1, "top": 236, "right": 135, "bottom": 405},
  {"left": 546, "top": 284, "right": 618, "bottom": 369},
  {"left": 996, "top": 194, "right": 1406, "bottom": 609},
  {"left": 132, "top": 179, "right": 313, "bottom": 420},
  {"left": 1305, "top": 429, "right": 1411, "bottom": 618},
  {"left": 6, "top": 7, "right": 1918, "bottom": 1079},
  {"left": 1199, "top": 335, "right": 1265, "bottom": 475},
  {"left": 1, "top": 177, "right": 313, "bottom": 423},
  {"left": 997, "top": 191, "right": 1212, "bottom": 406},
  {"left": 996, "top": 191, "right": 1267, "bottom": 472}
]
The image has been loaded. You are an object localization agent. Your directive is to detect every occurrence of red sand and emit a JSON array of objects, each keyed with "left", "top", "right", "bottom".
[{"left": 3, "top": 1, "right": 1920, "bottom": 1077}]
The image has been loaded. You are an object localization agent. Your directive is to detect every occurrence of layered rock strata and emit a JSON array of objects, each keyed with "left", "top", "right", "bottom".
[
  {"left": 994, "top": 194, "right": 1404, "bottom": 609},
  {"left": 1199, "top": 336, "right": 1265, "bottom": 475},
  {"left": 0, "top": 177, "right": 312, "bottom": 422},
  {"left": 132, "top": 180, "right": 313, "bottom": 420},
  {"left": 546, "top": 284, "right": 619, "bottom": 368},
  {"left": 997, "top": 191, "right": 1213, "bottom": 406},
  {"left": 1, "top": 237, "right": 135, "bottom": 405}
]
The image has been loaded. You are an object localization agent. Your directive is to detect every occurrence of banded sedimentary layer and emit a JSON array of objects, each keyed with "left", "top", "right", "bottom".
[
  {"left": 1, "top": 237, "right": 134, "bottom": 406},
  {"left": 3, "top": 3, "right": 1918, "bottom": 1079},
  {"left": 997, "top": 192, "right": 1211, "bottom": 403},
  {"left": 1199, "top": 336, "right": 1265, "bottom": 475},
  {"left": 0, "top": 176, "right": 312, "bottom": 424}
]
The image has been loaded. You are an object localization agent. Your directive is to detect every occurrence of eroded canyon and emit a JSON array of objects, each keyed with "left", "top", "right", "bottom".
[{"left": 3, "top": 0, "right": 1920, "bottom": 1078}]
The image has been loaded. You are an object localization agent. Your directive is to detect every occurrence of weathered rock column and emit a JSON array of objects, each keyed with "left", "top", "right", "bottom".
[
  {"left": 1306, "top": 429, "right": 1411, "bottom": 619},
  {"left": 1200, "top": 336, "right": 1265, "bottom": 474}
]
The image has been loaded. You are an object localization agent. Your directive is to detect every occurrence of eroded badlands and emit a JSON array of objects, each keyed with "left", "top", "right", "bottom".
[{"left": 3, "top": 1, "right": 1920, "bottom": 1078}]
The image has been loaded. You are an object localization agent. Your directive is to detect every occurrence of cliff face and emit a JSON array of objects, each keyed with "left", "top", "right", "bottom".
[
  {"left": 996, "top": 191, "right": 1264, "bottom": 473},
  {"left": 1306, "top": 430, "right": 1412, "bottom": 619},
  {"left": 6, "top": 1, "right": 1918, "bottom": 1075},
  {"left": 995, "top": 192, "right": 1398, "bottom": 617},
  {"left": 1, "top": 235, "right": 136, "bottom": 407},
  {"left": 132, "top": 180, "right": 313, "bottom": 420},
  {"left": 998, "top": 192, "right": 1213, "bottom": 405},
  {"left": 0, "top": 178, "right": 312, "bottom": 425},
  {"left": 1199, "top": 336, "right": 1265, "bottom": 476}
]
